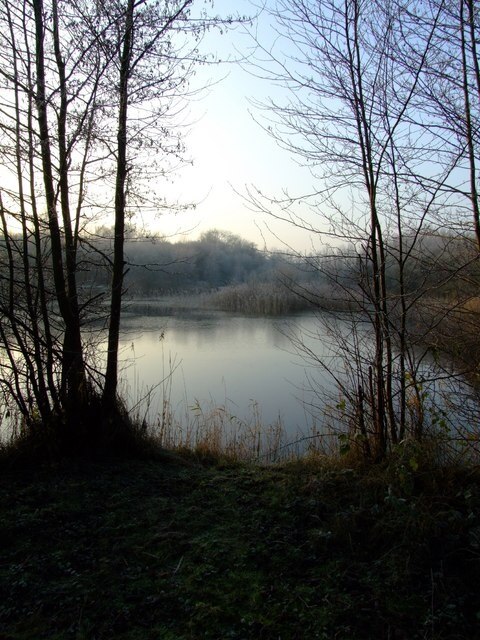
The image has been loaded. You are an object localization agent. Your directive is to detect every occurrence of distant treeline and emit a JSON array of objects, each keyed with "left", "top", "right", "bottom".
[
  {"left": 78, "top": 228, "right": 315, "bottom": 297},
  {"left": 3, "top": 226, "right": 478, "bottom": 312}
]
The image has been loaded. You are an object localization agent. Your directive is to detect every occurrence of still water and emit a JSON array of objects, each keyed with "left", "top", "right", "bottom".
[
  {"left": 114, "top": 305, "right": 480, "bottom": 456},
  {"left": 116, "top": 308, "right": 336, "bottom": 439}
]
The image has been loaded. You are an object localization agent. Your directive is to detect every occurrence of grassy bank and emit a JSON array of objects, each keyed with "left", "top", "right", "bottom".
[{"left": 0, "top": 450, "right": 479, "bottom": 639}]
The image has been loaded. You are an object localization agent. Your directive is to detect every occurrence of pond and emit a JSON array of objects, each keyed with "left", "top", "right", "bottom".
[
  {"left": 3, "top": 301, "right": 476, "bottom": 458},
  {"left": 113, "top": 303, "right": 480, "bottom": 458},
  {"left": 0, "top": 304, "right": 342, "bottom": 454},
  {"left": 114, "top": 306, "right": 342, "bottom": 452}
]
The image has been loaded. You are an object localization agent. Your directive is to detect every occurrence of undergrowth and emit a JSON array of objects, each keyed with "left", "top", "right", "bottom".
[{"left": 0, "top": 447, "right": 479, "bottom": 639}]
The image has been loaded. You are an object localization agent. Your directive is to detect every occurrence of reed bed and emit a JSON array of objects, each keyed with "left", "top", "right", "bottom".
[
  {"left": 150, "top": 398, "right": 301, "bottom": 463},
  {"left": 123, "top": 379, "right": 335, "bottom": 463},
  {"left": 203, "top": 282, "right": 312, "bottom": 315},
  {"left": 202, "top": 282, "right": 364, "bottom": 315}
]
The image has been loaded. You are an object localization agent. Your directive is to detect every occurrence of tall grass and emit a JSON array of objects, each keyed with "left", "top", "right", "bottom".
[
  {"left": 150, "top": 397, "right": 294, "bottom": 462},
  {"left": 135, "top": 391, "right": 478, "bottom": 468},
  {"left": 202, "top": 281, "right": 362, "bottom": 315},
  {"left": 203, "top": 282, "right": 312, "bottom": 315},
  {"left": 121, "top": 370, "right": 340, "bottom": 463}
]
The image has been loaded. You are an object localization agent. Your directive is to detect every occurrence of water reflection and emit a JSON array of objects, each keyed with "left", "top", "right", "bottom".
[
  {"left": 115, "top": 308, "right": 480, "bottom": 457},
  {"left": 117, "top": 311, "right": 320, "bottom": 437}
]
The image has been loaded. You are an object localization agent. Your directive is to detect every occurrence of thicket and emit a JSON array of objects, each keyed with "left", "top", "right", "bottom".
[
  {"left": 74, "top": 228, "right": 306, "bottom": 297},
  {"left": 78, "top": 228, "right": 480, "bottom": 308}
]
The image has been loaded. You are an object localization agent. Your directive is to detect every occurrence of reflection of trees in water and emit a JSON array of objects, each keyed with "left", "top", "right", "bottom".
[{"left": 114, "top": 312, "right": 319, "bottom": 435}]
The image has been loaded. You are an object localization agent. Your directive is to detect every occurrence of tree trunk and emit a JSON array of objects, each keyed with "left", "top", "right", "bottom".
[
  {"left": 33, "top": 0, "right": 86, "bottom": 412},
  {"left": 102, "top": 0, "right": 135, "bottom": 411}
]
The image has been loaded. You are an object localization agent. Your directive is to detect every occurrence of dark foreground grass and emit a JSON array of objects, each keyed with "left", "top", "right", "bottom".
[{"left": 0, "top": 451, "right": 479, "bottom": 640}]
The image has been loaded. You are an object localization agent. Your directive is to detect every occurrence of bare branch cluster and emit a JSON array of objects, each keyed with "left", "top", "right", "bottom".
[
  {"left": 247, "top": 0, "right": 480, "bottom": 458},
  {"left": 0, "top": 0, "right": 238, "bottom": 444}
]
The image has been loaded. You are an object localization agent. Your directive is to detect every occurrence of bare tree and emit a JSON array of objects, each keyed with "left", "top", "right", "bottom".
[
  {"left": 0, "top": 0, "right": 232, "bottom": 447},
  {"left": 247, "top": 0, "right": 476, "bottom": 458}
]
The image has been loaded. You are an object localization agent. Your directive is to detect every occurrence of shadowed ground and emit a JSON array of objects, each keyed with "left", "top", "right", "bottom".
[{"left": 0, "top": 452, "right": 478, "bottom": 639}]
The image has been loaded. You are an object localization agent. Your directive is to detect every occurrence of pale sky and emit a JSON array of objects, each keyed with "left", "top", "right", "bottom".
[
  {"left": 0, "top": 0, "right": 320, "bottom": 252},
  {"left": 155, "top": 0, "right": 319, "bottom": 252}
]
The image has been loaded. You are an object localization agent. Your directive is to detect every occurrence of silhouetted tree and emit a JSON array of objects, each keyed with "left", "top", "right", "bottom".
[
  {"left": 248, "top": 0, "right": 479, "bottom": 458},
  {"left": 0, "top": 0, "right": 234, "bottom": 446}
]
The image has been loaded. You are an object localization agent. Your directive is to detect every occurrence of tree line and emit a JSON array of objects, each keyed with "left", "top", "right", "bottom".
[{"left": 87, "top": 229, "right": 286, "bottom": 295}]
